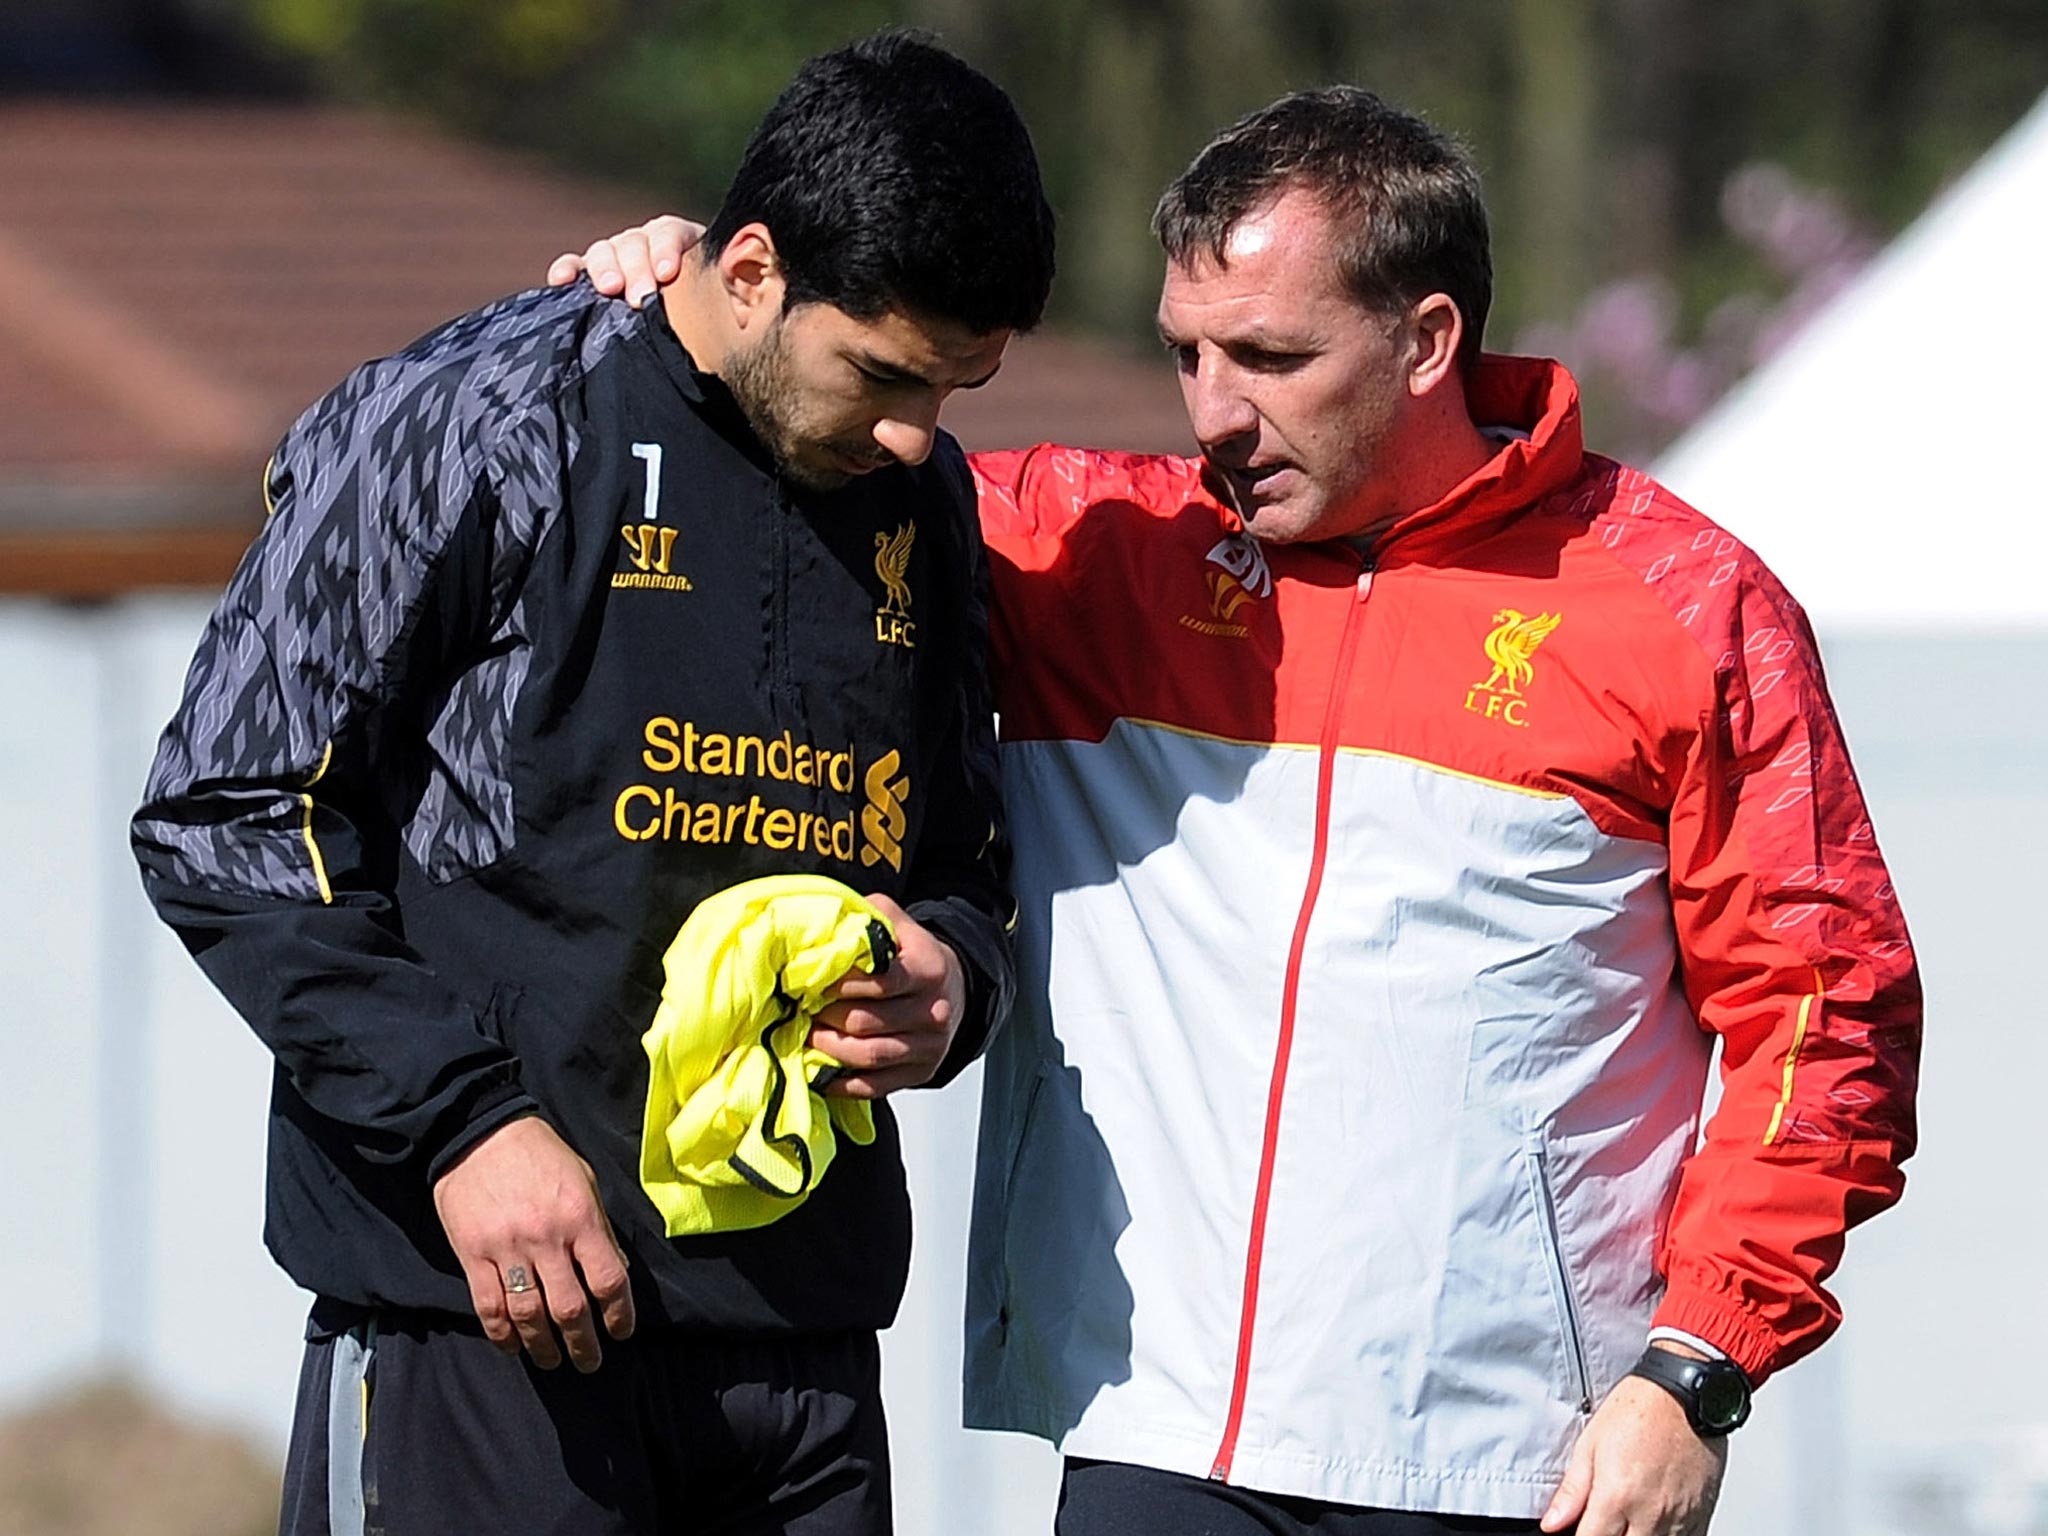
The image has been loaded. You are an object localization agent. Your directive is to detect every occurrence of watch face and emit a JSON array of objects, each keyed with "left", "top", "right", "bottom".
[{"left": 1698, "top": 1367, "right": 1750, "bottom": 1430}]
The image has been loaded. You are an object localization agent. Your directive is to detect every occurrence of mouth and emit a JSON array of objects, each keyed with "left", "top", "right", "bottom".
[{"left": 1213, "top": 460, "right": 1297, "bottom": 501}]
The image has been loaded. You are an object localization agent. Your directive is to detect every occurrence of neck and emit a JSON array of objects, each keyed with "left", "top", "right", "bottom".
[
  {"left": 659, "top": 261, "right": 732, "bottom": 377},
  {"left": 1327, "top": 402, "right": 1500, "bottom": 547},
  {"left": 1388, "top": 394, "right": 1500, "bottom": 522},
  {"left": 1440, "top": 414, "right": 1505, "bottom": 492}
]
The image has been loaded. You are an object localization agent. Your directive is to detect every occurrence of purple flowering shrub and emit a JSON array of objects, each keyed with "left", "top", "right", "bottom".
[{"left": 1516, "top": 162, "right": 1877, "bottom": 460}]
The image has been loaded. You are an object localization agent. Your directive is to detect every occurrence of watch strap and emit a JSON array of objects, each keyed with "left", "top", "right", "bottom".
[
  {"left": 1628, "top": 1346, "right": 1751, "bottom": 1436},
  {"left": 1646, "top": 1325, "right": 1728, "bottom": 1362}
]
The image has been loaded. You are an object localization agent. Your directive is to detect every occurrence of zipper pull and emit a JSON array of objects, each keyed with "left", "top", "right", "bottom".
[{"left": 1356, "top": 565, "right": 1375, "bottom": 602}]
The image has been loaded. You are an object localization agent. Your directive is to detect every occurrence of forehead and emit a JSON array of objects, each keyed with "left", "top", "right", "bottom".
[
  {"left": 789, "top": 302, "right": 1010, "bottom": 384},
  {"left": 1157, "top": 188, "right": 1355, "bottom": 333}
]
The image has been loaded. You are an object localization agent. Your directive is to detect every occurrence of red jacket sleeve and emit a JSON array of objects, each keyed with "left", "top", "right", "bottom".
[{"left": 1653, "top": 563, "right": 1922, "bottom": 1383}]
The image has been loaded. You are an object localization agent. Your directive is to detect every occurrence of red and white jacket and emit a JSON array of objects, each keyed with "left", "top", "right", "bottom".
[{"left": 959, "top": 357, "right": 1920, "bottom": 1517}]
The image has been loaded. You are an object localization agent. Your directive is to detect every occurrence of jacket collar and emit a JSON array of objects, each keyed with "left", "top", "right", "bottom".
[
  {"left": 1369, "top": 353, "right": 1585, "bottom": 565},
  {"left": 638, "top": 290, "right": 709, "bottom": 405},
  {"left": 636, "top": 291, "right": 807, "bottom": 486}
]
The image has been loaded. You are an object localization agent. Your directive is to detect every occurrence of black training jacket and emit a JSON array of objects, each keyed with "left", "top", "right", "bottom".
[{"left": 132, "top": 283, "right": 1015, "bottom": 1336}]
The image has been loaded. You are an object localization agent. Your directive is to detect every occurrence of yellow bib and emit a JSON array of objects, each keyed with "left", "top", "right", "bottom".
[{"left": 639, "top": 875, "right": 891, "bottom": 1236}]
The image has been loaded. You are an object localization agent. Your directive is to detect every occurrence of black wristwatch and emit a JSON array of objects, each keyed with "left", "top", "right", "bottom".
[{"left": 1627, "top": 1346, "right": 1752, "bottom": 1437}]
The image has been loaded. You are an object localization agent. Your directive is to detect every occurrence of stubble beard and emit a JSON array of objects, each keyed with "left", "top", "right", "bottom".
[{"left": 723, "top": 321, "right": 849, "bottom": 493}]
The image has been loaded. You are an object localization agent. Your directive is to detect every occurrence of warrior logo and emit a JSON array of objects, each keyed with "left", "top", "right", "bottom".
[
  {"left": 613, "top": 440, "right": 693, "bottom": 591},
  {"left": 621, "top": 524, "right": 680, "bottom": 574},
  {"left": 1179, "top": 535, "right": 1273, "bottom": 639},
  {"left": 1206, "top": 534, "right": 1273, "bottom": 598}
]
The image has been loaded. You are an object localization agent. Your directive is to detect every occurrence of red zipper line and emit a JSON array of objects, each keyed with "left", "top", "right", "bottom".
[{"left": 1210, "top": 566, "right": 1371, "bottom": 1481}]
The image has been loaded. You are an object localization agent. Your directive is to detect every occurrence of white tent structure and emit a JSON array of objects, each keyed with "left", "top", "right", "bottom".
[
  {"left": 1656, "top": 90, "right": 2048, "bottom": 630},
  {"left": 1653, "top": 90, "right": 2048, "bottom": 1536}
]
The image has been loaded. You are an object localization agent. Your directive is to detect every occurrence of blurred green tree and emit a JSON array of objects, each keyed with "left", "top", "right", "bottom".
[
  {"left": 238, "top": 0, "right": 896, "bottom": 209},
  {"left": 227, "top": 0, "right": 2048, "bottom": 447}
]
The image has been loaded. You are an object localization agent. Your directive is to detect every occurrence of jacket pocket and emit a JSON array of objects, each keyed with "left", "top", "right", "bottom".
[{"left": 1526, "top": 1135, "right": 1593, "bottom": 1414}]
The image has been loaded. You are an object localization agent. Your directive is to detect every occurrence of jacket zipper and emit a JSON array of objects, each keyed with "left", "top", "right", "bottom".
[
  {"left": 1209, "top": 558, "right": 1374, "bottom": 1482},
  {"left": 769, "top": 479, "right": 795, "bottom": 712},
  {"left": 1528, "top": 1140, "right": 1594, "bottom": 1414}
]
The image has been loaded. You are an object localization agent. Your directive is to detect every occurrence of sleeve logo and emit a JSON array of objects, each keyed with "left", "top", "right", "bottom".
[{"left": 1464, "top": 608, "right": 1562, "bottom": 728}]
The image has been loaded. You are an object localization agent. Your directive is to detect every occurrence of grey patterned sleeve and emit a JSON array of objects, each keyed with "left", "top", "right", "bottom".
[{"left": 131, "top": 291, "right": 587, "bottom": 1175}]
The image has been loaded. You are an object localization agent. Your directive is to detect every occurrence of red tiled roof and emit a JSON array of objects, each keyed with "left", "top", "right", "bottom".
[{"left": 0, "top": 102, "right": 1190, "bottom": 595}]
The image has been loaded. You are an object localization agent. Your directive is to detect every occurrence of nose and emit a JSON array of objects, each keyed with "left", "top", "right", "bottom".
[
  {"left": 1182, "top": 356, "right": 1258, "bottom": 453},
  {"left": 872, "top": 397, "right": 942, "bottom": 467}
]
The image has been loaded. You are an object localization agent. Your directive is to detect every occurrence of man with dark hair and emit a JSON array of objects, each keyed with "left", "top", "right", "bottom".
[
  {"left": 134, "top": 31, "right": 1050, "bottom": 1536},
  {"left": 701, "top": 30, "right": 1053, "bottom": 341},
  {"left": 569, "top": 81, "right": 1917, "bottom": 1536}
]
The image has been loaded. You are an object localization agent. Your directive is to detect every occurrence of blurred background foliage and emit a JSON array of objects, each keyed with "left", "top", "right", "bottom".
[{"left": 16, "top": 0, "right": 2048, "bottom": 455}]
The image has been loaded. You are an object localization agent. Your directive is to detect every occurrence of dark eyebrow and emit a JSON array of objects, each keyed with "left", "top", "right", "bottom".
[
  {"left": 1226, "top": 337, "right": 1316, "bottom": 359},
  {"left": 853, "top": 352, "right": 936, "bottom": 388},
  {"left": 854, "top": 350, "right": 1001, "bottom": 391},
  {"left": 1157, "top": 328, "right": 1318, "bottom": 361}
]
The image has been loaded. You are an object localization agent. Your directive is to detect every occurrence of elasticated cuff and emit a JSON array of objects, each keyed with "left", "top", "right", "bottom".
[
  {"left": 423, "top": 1085, "right": 544, "bottom": 1185},
  {"left": 1650, "top": 1286, "right": 1785, "bottom": 1385}
]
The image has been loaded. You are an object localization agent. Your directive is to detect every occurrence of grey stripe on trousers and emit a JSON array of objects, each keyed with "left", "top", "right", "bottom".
[{"left": 326, "top": 1321, "right": 375, "bottom": 1536}]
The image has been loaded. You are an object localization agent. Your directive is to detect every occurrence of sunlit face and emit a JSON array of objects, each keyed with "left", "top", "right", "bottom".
[
  {"left": 724, "top": 302, "right": 1008, "bottom": 492},
  {"left": 1157, "top": 187, "right": 1419, "bottom": 544}
]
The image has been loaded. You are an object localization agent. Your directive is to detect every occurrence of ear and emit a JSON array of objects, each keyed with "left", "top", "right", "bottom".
[
  {"left": 1404, "top": 292, "right": 1466, "bottom": 399},
  {"left": 714, "top": 222, "right": 786, "bottom": 331}
]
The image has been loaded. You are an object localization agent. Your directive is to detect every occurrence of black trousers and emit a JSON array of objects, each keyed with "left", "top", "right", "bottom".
[
  {"left": 1056, "top": 1458, "right": 1549, "bottom": 1536},
  {"left": 278, "top": 1309, "right": 890, "bottom": 1536}
]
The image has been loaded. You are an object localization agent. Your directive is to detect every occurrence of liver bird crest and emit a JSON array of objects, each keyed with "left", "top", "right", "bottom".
[
  {"left": 1478, "top": 608, "right": 1562, "bottom": 694},
  {"left": 874, "top": 523, "right": 916, "bottom": 617}
]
